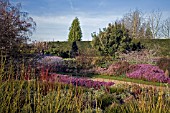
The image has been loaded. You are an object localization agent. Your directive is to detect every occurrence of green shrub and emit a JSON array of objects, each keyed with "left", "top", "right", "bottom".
[
  {"left": 91, "top": 56, "right": 114, "bottom": 68},
  {"left": 61, "top": 59, "right": 78, "bottom": 73},
  {"left": 76, "top": 56, "right": 94, "bottom": 69}
]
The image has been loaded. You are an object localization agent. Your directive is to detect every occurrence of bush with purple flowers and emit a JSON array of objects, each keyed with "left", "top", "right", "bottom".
[
  {"left": 126, "top": 64, "right": 170, "bottom": 84},
  {"left": 48, "top": 74, "right": 114, "bottom": 89}
]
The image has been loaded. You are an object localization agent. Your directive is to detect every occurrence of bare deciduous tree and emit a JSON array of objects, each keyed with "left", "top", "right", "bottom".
[
  {"left": 149, "top": 10, "right": 162, "bottom": 39},
  {"left": 145, "top": 22, "right": 153, "bottom": 39},
  {"left": 138, "top": 23, "right": 146, "bottom": 38},
  {"left": 122, "top": 9, "right": 143, "bottom": 39},
  {"left": 161, "top": 17, "right": 170, "bottom": 38}
]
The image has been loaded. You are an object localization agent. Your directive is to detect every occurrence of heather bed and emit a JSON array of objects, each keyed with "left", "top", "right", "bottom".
[
  {"left": 43, "top": 73, "right": 115, "bottom": 90},
  {"left": 126, "top": 64, "right": 170, "bottom": 84},
  {"left": 59, "top": 73, "right": 170, "bottom": 87},
  {"left": 92, "top": 61, "right": 170, "bottom": 85},
  {"left": 38, "top": 56, "right": 170, "bottom": 86}
]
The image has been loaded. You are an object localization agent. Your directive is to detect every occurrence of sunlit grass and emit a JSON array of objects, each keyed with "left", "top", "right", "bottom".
[{"left": 92, "top": 74, "right": 170, "bottom": 87}]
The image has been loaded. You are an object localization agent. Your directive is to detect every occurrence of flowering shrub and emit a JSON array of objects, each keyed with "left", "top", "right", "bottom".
[
  {"left": 106, "top": 61, "right": 130, "bottom": 75},
  {"left": 94, "top": 61, "right": 130, "bottom": 76},
  {"left": 126, "top": 64, "right": 170, "bottom": 83},
  {"left": 156, "top": 57, "right": 170, "bottom": 77},
  {"left": 36, "top": 56, "right": 66, "bottom": 72},
  {"left": 119, "top": 50, "right": 157, "bottom": 64},
  {"left": 48, "top": 74, "right": 114, "bottom": 89},
  {"left": 38, "top": 56, "right": 63, "bottom": 67}
]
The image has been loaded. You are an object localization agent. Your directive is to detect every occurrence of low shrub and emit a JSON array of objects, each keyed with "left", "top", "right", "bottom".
[
  {"left": 76, "top": 56, "right": 114, "bottom": 70},
  {"left": 91, "top": 56, "right": 114, "bottom": 68},
  {"left": 61, "top": 59, "right": 77, "bottom": 73},
  {"left": 76, "top": 56, "right": 94, "bottom": 69},
  {"left": 106, "top": 61, "right": 130, "bottom": 75},
  {"left": 156, "top": 57, "right": 170, "bottom": 77},
  {"left": 119, "top": 50, "right": 158, "bottom": 64},
  {"left": 94, "top": 61, "right": 130, "bottom": 76}
]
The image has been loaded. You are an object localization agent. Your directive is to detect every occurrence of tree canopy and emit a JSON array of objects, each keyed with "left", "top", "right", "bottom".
[
  {"left": 0, "top": 0, "right": 36, "bottom": 56},
  {"left": 68, "top": 17, "right": 82, "bottom": 42}
]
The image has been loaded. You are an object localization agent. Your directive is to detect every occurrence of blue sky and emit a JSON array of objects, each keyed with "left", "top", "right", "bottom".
[{"left": 12, "top": 0, "right": 170, "bottom": 41}]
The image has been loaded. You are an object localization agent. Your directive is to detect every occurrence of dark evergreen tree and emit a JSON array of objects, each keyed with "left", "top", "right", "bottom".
[
  {"left": 70, "top": 41, "right": 78, "bottom": 58},
  {"left": 92, "top": 22, "right": 143, "bottom": 56},
  {"left": 68, "top": 17, "right": 82, "bottom": 42}
]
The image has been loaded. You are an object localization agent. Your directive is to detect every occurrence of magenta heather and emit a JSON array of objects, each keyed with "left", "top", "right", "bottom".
[
  {"left": 126, "top": 64, "right": 170, "bottom": 84},
  {"left": 48, "top": 74, "right": 114, "bottom": 89}
]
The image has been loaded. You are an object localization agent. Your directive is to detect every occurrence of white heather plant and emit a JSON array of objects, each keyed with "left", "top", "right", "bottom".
[{"left": 39, "top": 56, "right": 63, "bottom": 65}]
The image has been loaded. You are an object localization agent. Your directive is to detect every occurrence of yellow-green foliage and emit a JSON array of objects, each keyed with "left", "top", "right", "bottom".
[
  {"left": 0, "top": 80, "right": 97, "bottom": 113},
  {"left": 106, "top": 87, "right": 170, "bottom": 113}
]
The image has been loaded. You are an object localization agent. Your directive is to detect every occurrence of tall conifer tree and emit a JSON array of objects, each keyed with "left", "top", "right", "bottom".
[{"left": 68, "top": 17, "right": 82, "bottom": 42}]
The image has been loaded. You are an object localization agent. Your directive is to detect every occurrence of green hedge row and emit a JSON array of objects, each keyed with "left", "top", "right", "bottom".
[
  {"left": 134, "top": 39, "right": 170, "bottom": 56},
  {"left": 46, "top": 39, "right": 170, "bottom": 57}
]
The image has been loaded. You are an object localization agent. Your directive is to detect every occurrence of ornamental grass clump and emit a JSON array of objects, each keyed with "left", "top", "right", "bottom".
[
  {"left": 0, "top": 57, "right": 100, "bottom": 112},
  {"left": 106, "top": 87, "right": 170, "bottom": 113},
  {"left": 127, "top": 64, "right": 170, "bottom": 83}
]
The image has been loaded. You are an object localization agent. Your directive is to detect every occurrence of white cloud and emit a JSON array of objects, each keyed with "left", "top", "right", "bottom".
[
  {"left": 31, "top": 13, "right": 122, "bottom": 41},
  {"left": 32, "top": 15, "right": 71, "bottom": 25}
]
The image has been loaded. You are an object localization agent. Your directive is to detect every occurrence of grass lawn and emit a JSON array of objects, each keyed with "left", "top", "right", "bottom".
[
  {"left": 58, "top": 72, "right": 170, "bottom": 87},
  {"left": 91, "top": 74, "right": 170, "bottom": 87}
]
